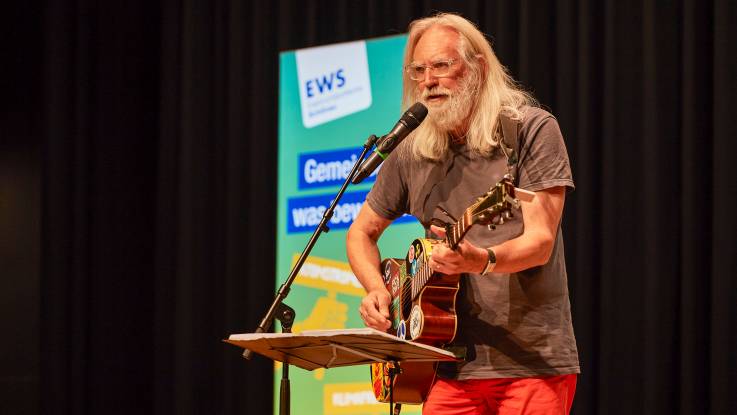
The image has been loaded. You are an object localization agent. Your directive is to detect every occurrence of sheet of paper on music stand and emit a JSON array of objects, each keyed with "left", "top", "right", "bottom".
[{"left": 225, "top": 328, "right": 460, "bottom": 371}]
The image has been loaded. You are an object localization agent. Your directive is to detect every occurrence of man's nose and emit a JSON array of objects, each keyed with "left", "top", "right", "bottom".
[{"left": 421, "top": 70, "right": 439, "bottom": 88}]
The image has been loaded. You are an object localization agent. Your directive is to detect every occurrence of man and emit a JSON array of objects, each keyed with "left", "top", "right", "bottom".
[{"left": 346, "top": 13, "right": 579, "bottom": 415}]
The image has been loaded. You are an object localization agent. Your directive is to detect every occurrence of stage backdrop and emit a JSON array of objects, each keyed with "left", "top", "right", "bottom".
[{"left": 276, "top": 35, "right": 424, "bottom": 415}]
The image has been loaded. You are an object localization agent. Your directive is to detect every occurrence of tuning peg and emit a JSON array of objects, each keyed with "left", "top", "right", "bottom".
[
  {"left": 505, "top": 211, "right": 513, "bottom": 219},
  {"left": 498, "top": 216, "right": 504, "bottom": 225},
  {"left": 487, "top": 224, "right": 496, "bottom": 231}
]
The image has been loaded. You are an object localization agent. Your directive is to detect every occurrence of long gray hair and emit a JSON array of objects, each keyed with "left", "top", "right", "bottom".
[{"left": 401, "top": 13, "right": 537, "bottom": 161}]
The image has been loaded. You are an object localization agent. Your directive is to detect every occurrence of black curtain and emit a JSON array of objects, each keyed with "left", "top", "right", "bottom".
[{"left": 3, "top": 0, "right": 735, "bottom": 414}]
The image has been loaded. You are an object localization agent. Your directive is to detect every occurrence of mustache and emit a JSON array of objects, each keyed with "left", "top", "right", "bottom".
[{"left": 419, "top": 86, "right": 454, "bottom": 101}]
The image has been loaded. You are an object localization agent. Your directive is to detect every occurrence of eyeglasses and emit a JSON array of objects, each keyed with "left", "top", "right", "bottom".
[{"left": 404, "top": 59, "right": 457, "bottom": 81}]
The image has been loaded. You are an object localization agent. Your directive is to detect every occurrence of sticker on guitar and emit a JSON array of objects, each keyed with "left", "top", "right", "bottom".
[
  {"left": 382, "top": 261, "right": 392, "bottom": 283},
  {"left": 409, "top": 305, "right": 423, "bottom": 340},
  {"left": 396, "top": 320, "right": 406, "bottom": 340}
]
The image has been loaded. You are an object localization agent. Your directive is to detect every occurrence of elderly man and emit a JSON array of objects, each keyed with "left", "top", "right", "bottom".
[{"left": 346, "top": 13, "right": 579, "bottom": 415}]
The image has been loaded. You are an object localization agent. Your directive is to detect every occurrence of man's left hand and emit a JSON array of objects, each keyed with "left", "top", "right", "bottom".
[{"left": 428, "top": 225, "right": 488, "bottom": 275}]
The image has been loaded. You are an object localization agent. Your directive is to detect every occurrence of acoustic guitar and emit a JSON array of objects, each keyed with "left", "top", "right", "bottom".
[{"left": 370, "top": 176, "right": 521, "bottom": 404}]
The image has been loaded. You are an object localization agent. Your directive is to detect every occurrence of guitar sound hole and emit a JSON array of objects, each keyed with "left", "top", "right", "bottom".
[{"left": 401, "top": 290, "right": 412, "bottom": 321}]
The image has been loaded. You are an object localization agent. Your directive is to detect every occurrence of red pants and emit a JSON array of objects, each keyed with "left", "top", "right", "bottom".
[{"left": 422, "top": 374, "right": 577, "bottom": 415}]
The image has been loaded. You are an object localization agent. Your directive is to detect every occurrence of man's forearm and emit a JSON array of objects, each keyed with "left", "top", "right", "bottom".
[
  {"left": 484, "top": 187, "right": 564, "bottom": 274},
  {"left": 487, "top": 230, "right": 555, "bottom": 274},
  {"left": 346, "top": 231, "right": 386, "bottom": 293}
]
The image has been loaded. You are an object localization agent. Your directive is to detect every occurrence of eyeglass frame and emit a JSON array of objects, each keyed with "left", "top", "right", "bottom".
[{"left": 404, "top": 58, "right": 459, "bottom": 81}]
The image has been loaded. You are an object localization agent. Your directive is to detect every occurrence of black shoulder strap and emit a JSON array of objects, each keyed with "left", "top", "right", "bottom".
[
  {"left": 499, "top": 112, "right": 520, "bottom": 181},
  {"left": 499, "top": 112, "right": 519, "bottom": 166}
]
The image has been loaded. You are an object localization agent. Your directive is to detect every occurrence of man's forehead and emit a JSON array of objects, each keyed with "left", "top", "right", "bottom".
[{"left": 412, "top": 26, "right": 460, "bottom": 62}]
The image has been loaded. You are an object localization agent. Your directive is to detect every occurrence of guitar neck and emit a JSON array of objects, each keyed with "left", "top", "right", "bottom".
[{"left": 446, "top": 212, "right": 473, "bottom": 250}]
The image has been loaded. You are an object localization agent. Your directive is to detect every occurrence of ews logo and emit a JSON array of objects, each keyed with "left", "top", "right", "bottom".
[
  {"left": 305, "top": 69, "right": 346, "bottom": 98},
  {"left": 295, "top": 40, "right": 372, "bottom": 128}
]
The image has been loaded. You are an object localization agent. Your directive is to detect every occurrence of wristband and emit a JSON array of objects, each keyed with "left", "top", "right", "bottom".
[{"left": 480, "top": 248, "right": 497, "bottom": 275}]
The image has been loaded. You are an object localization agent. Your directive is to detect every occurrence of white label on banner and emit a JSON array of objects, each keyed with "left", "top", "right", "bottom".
[{"left": 296, "top": 41, "right": 372, "bottom": 128}]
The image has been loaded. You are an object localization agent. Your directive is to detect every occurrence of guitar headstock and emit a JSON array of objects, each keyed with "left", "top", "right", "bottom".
[
  {"left": 444, "top": 176, "right": 522, "bottom": 249},
  {"left": 467, "top": 176, "right": 520, "bottom": 229}
]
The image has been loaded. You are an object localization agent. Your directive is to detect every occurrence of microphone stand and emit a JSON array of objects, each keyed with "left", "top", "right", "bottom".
[{"left": 242, "top": 134, "right": 379, "bottom": 415}]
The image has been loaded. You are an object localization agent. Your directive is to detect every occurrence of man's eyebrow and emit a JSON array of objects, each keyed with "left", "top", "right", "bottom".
[{"left": 410, "top": 57, "right": 454, "bottom": 65}]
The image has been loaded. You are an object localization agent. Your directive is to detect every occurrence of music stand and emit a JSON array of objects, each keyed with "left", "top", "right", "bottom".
[{"left": 225, "top": 328, "right": 461, "bottom": 414}]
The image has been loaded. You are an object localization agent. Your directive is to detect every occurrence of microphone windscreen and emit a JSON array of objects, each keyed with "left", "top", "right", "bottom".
[{"left": 403, "top": 102, "right": 428, "bottom": 128}]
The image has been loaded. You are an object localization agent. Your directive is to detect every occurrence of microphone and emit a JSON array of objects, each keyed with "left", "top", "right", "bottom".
[{"left": 351, "top": 102, "right": 428, "bottom": 184}]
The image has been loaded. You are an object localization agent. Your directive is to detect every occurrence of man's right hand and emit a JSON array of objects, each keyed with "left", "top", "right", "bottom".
[{"left": 359, "top": 288, "right": 392, "bottom": 331}]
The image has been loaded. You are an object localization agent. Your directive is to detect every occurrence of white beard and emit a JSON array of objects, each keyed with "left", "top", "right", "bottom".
[
  {"left": 416, "top": 71, "right": 478, "bottom": 136},
  {"left": 409, "top": 71, "right": 479, "bottom": 160}
]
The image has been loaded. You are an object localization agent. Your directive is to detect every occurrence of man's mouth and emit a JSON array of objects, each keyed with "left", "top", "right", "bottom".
[{"left": 425, "top": 93, "right": 449, "bottom": 103}]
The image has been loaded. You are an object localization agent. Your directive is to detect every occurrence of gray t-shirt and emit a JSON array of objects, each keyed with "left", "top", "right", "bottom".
[{"left": 366, "top": 107, "right": 580, "bottom": 379}]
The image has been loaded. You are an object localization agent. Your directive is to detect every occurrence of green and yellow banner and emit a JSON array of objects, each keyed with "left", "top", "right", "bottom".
[{"left": 276, "top": 35, "right": 423, "bottom": 414}]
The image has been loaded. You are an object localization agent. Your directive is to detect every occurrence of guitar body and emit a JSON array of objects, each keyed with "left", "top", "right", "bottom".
[
  {"left": 370, "top": 239, "right": 460, "bottom": 404},
  {"left": 371, "top": 360, "right": 437, "bottom": 404}
]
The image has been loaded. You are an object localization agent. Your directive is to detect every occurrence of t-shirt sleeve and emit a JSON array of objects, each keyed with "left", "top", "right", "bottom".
[
  {"left": 516, "top": 109, "right": 575, "bottom": 192},
  {"left": 365, "top": 144, "right": 410, "bottom": 220}
]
